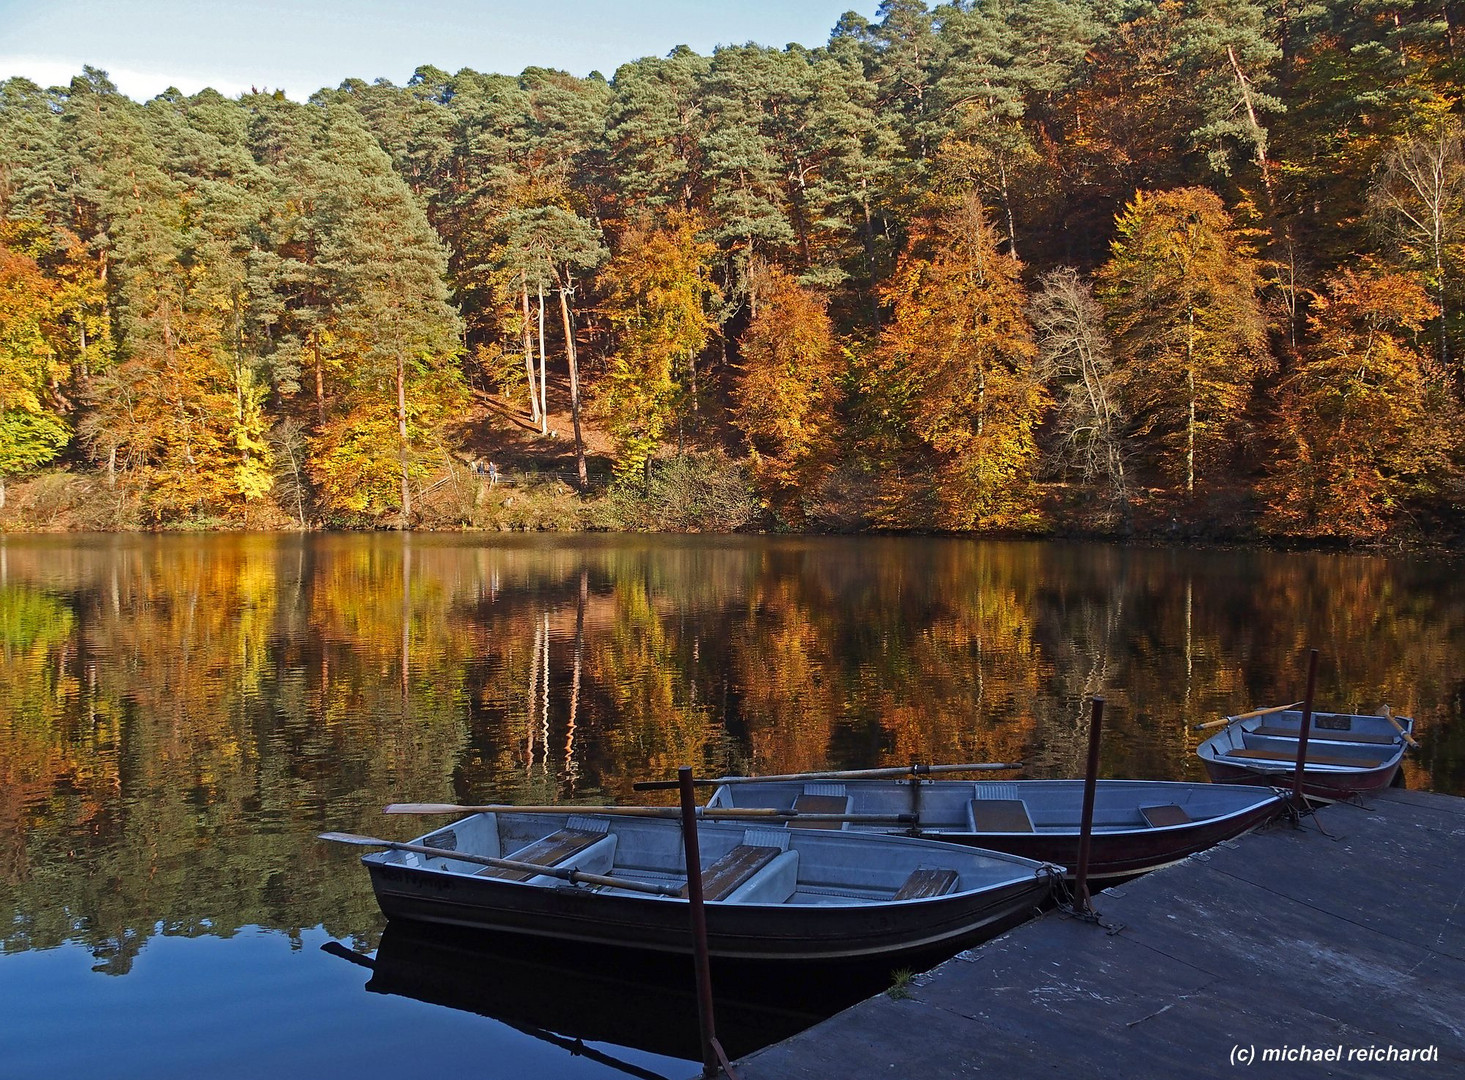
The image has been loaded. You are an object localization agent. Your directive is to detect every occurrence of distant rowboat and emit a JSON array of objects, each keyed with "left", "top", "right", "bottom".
[
  {"left": 347, "top": 809, "right": 1059, "bottom": 962},
  {"left": 1197, "top": 709, "right": 1413, "bottom": 800},
  {"left": 705, "top": 779, "right": 1288, "bottom": 881}
]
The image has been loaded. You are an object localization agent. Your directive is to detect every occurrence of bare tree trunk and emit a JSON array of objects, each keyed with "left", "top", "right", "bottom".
[
  {"left": 397, "top": 348, "right": 411, "bottom": 523},
  {"left": 997, "top": 155, "right": 1020, "bottom": 262},
  {"left": 313, "top": 340, "right": 325, "bottom": 423},
  {"left": 861, "top": 182, "right": 881, "bottom": 328},
  {"left": 537, "top": 280, "right": 548, "bottom": 434},
  {"left": 1228, "top": 45, "right": 1274, "bottom": 204},
  {"left": 521, "top": 275, "right": 539, "bottom": 424},
  {"left": 1186, "top": 308, "right": 1196, "bottom": 495},
  {"left": 558, "top": 276, "right": 589, "bottom": 488}
]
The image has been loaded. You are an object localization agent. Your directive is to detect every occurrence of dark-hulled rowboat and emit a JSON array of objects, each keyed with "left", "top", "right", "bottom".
[
  {"left": 351, "top": 810, "right": 1058, "bottom": 962},
  {"left": 1196, "top": 708, "right": 1413, "bottom": 800},
  {"left": 704, "top": 779, "right": 1288, "bottom": 882}
]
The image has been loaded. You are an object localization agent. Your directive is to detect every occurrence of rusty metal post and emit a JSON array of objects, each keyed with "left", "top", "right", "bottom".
[
  {"left": 1073, "top": 696, "right": 1104, "bottom": 912},
  {"left": 1291, "top": 649, "right": 1319, "bottom": 808},
  {"left": 679, "top": 766, "right": 721, "bottom": 1078}
]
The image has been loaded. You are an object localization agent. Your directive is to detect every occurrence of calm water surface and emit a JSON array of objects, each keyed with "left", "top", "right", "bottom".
[{"left": 2, "top": 534, "right": 1462, "bottom": 1078}]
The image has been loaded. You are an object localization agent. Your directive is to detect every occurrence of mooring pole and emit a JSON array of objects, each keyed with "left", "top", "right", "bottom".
[
  {"left": 1291, "top": 649, "right": 1320, "bottom": 809},
  {"left": 679, "top": 766, "right": 722, "bottom": 1078},
  {"left": 1074, "top": 696, "right": 1104, "bottom": 912}
]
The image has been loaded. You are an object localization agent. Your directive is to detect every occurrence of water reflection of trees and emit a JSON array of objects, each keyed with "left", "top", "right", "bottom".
[{"left": 0, "top": 536, "right": 1461, "bottom": 965}]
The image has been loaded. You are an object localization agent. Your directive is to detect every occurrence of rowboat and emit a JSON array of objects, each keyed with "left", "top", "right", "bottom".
[
  {"left": 1196, "top": 708, "right": 1414, "bottom": 800},
  {"left": 344, "top": 809, "right": 1058, "bottom": 962},
  {"left": 704, "top": 779, "right": 1288, "bottom": 881}
]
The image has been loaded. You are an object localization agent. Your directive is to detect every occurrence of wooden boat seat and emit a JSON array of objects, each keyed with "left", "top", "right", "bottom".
[
  {"left": 893, "top": 868, "right": 960, "bottom": 900},
  {"left": 1252, "top": 724, "right": 1397, "bottom": 745},
  {"left": 968, "top": 799, "right": 1035, "bottom": 833},
  {"left": 478, "top": 828, "right": 602, "bottom": 881},
  {"left": 790, "top": 792, "right": 851, "bottom": 830},
  {"left": 1226, "top": 747, "right": 1381, "bottom": 768},
  {"left": 682, "top": 844, "right": 782, "bottom": 901},
  {"left": 1139, "top": 804, "right": 1192, "bottom": 828}
]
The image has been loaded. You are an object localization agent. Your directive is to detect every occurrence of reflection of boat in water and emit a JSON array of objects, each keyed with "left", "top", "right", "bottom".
[{"left": 332, "top": 922, "right": 898, "bottom": 1070}]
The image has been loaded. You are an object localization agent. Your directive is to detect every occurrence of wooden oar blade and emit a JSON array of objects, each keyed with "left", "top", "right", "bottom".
[{"left": 318, "top": 832, "right": 386, "bottom": 847}]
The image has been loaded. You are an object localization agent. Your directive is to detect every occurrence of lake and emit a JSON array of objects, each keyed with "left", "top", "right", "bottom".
[{"left": 2, "top": 533, "right": 1461, "bottom": 1078}]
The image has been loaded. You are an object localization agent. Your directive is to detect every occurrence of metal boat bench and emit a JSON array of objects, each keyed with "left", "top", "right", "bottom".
[
  {"left": 1138, "top": 804, "right": 1191, "bottom": 827},
  {"left": 1252, "top": 724, "right": 1396, "bottom": 746},
  {"left": 683, "top": 829, "right": 799, "bottom": 902},
  {"left": 790, "top": 790, "right": 852, "bottom": 830},
  {"left": 1226, "top": 747, "right": 1383, "bottom": 768},
  {"left": 968, "top": 799, "right": 1035, "bottom": 833}
]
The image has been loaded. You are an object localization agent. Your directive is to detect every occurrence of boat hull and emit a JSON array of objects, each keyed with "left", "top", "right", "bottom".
[
  {"left": 1199, "top": 757, "right": 1401, "bottom": 800},
  {"left": 1196, "top": 710, "right": 1411, "bottom": 801},
  {"left": 932, "top": 798, "right": 1283, "bottom": 878},
  {"left": 360, "top": 814, "right": 1056, "bottom": 962},
  {"left": 365, "top": 860, "right": 1048, "bottom": 961},
  {"left": 706, "top": 779, "right": 1287, "bottom": 882}
]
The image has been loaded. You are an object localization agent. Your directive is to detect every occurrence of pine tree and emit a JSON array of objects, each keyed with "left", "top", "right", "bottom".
[{"left": 304, "top": 105, "right": 465, "bottom": 524}]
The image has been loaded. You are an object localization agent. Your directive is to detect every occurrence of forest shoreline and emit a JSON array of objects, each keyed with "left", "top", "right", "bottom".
[{"left": 3, "top": 463, "right": 1458, "bottom": 555}]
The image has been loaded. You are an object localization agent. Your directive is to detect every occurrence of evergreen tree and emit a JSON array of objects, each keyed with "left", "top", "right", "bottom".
[{"left": 305, "top": 105, "right": 465, "bottom": 523}]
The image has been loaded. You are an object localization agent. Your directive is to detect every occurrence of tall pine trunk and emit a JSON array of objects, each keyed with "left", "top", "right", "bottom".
[
  {"left": 558, "top": 277, "right": 588, "bottom": 487},
  {"left": 397, "top": 348, "right": 411, "bottom": 523},
  {"left": 521, "top": 275, "right": 539, "bottom": 424},
  {"left": 537, "top": 280, "right": 548, "bottom": 434}
]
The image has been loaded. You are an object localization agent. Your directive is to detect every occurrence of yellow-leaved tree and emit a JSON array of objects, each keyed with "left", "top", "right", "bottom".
[
  {"left": 597, "top": 212, "right": 720, "bottom": 482},
  {"left": 1263, "top": 269, "right": 1461, "bottom": 538},
  {"left": 875, "top": 191, "right": 1046, "bottom": 530},
  {"left": 1097, "top": 187, "right": 1266, "bottom": 494},
  {"left": 733, "top": 261, "right": 843, "bottom": 523}
]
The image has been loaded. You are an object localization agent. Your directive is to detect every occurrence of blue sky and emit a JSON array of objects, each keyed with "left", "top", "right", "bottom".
[{"left": 0, "top": 1, "right": 881, "bottom": 101}]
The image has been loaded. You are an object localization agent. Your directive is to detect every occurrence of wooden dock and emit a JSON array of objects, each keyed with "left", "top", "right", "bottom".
[{"left": 732, "top": 789, "right": 1465, "bottom": 1079}]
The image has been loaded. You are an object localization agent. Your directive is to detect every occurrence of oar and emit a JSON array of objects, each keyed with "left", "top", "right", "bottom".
[
  {"left": 632, "top": 761, "right": 1023, "bottom": 792},
  {"left": 1193, "top": 701, "right": 1304, "bottom": 732},
  {"left": 1381, "top": 705, "right": 1421, "bottom": 749},
  {"left": 317, "top": 831, "right": 681, "bottom": 897},
  {"left": 384, "top": 803, "right": 918, "bottom": 825}
]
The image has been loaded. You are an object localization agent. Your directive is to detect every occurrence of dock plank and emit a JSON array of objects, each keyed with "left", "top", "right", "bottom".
[{"left": 732, "top": 790, "right": 1465, "bottom": 1080}]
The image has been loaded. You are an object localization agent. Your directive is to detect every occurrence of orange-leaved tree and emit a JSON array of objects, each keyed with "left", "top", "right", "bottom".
[
  {"left": 1263, "top": 268, "right": 1461, "bottom": 538},
  {"left": 875, "top": 191, "right": 1045, "bottom": 529},
  {"left": 1098, "top": 187, "right": 1266, "bottom": 494},
  {"left": 733, "top": 261, "right": 843, "bottom": 523}
]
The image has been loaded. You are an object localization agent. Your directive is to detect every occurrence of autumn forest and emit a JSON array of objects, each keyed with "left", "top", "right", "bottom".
[{"left": 3, "top": 0, "right": 1465, "bottom": 541}]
